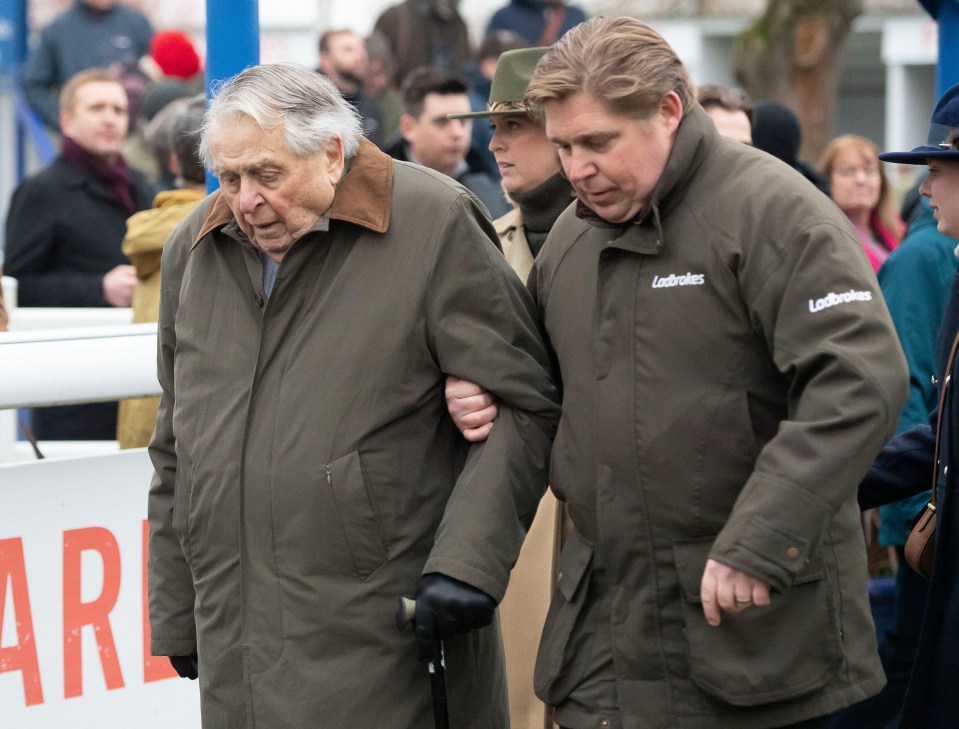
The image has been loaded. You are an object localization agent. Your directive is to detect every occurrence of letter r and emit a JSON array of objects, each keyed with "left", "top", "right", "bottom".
[{"left": 63, "top": 527, "right": 125, "bottom": 698}]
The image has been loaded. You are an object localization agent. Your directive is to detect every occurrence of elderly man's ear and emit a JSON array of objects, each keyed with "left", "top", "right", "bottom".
[{"left": 325, "top": 136, "right": 346, "bottom": 186}]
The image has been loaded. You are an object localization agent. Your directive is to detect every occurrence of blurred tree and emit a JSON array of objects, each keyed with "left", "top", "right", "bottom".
[{"left": 734, "top": 0, "right": 863, "bottom": 162}]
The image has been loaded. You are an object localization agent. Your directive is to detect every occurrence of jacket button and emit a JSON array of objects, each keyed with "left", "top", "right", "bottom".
[
  {"left": 556, "top": 571, "right": 564, "bottom": 583},
  {"left": 601, "top": 721, "right": 609, "bottom": 728},
  {"left": 932, "top": 374, "right": 939, "bottom": 386},
  {"left": 786, "top": 547, "right": 800, "bottom": 560},
  {"left": 254, "top": 293, "right": 264, "bottom": 308}
]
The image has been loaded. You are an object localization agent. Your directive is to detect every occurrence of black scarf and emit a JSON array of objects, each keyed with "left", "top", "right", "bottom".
[
  {"left": 61, "top": 135, "right": 137, "bottom": 215},
  {"left": 509, "top": 171, "right": 575, "bottom": 257}
]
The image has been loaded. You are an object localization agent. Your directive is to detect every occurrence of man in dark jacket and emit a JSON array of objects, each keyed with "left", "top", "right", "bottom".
[
  {"left": 453, "top": 16, "right": 907, "bottom": 728},
  {"left": 317, "top": 29, "right": 384, "bottom": 148},
  {"left": 4, "top": 68, "right": 155, "bottom": 439},
  {"left": 22, "top": 0, "right": 153, "bottom": 129},
  {"left": 373, "top": 0, "right": 471, "bottom": 88},
  {"left": 485, "top": 0, "right": 587, "bottom": 46},
  {"left": 385, "top": 67, "right": 510, "bottom": 218},
  {"left": 147, "top": 63, "right": 559, "bottom": 729}
]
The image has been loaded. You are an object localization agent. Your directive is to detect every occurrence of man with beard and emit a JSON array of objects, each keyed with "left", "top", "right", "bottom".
[{"left": 317, "top": 29, "right": 383, "bottom": 148}]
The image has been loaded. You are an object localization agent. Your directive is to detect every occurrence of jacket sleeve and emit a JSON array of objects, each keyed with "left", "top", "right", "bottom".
[
  {"left": 709, "top": 217, "right": 909, "bottom": 591},
  {"left": 3, "top": 176, "right": 107, "bottom": 306},
  {"left": 422, "top": 192, "right": 561, "bottom": 602},
  {"left": 859, "top": 422, "right": 936, "bottom": 510},
  {"left": 21, "top": 28, "right": 62, "bottom": 129},
  {"left": 146, "top": 201, "right": 210, "bottom": 657}
]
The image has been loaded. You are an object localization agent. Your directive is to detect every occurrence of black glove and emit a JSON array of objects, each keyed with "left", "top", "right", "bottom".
[
  {"left": 169, "top": 653, "right": 199, "bottom": 680},
  {"left": 414, "top": 573, "right": 496, "bottom": 662}
]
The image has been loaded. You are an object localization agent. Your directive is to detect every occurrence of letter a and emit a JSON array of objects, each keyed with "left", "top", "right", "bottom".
[{"left": 0, "top": 538, "right": 44, "bottom": 706}]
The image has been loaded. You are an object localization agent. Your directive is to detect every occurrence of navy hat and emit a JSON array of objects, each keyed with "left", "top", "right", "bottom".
[{"left": 879, "top": 82, "right": 959, "bottom": 164}]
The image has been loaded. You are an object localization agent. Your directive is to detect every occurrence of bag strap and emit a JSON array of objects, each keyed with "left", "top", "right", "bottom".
[
  {"left": 537, "top": 5, "right": 567, "bottom": 46},
  {"left": 930, "top": 327, "right": 959, "bottom": 506}
]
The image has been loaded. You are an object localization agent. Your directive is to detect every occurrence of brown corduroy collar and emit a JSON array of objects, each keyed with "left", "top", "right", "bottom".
[{"left": 193, "top": 138, "right": 393, "bottom": 248}]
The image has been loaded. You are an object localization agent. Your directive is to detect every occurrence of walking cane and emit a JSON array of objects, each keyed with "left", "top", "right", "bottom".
[{"left": 396, "top": 596, "right": 451, "bottom": 729}]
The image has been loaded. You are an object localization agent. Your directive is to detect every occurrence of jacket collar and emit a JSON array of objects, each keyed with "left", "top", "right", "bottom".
[
  {"left": 580, "top": 104, "right": 715, "bottom": 256},
  {"left": 193, "top": 138, "right": 394, "bottom": 249}
]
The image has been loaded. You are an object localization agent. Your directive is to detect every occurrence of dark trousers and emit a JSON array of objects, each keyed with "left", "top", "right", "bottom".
[{"left": 825, "top": 546, "right": 929, "bottom": 728}]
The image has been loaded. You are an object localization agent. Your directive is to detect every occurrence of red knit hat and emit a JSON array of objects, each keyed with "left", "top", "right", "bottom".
[{"left": 150, "top": 31, "right": 202, "bottom": 80}]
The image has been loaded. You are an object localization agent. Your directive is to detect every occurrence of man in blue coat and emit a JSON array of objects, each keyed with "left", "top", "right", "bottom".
[
  {"left": 22, "top": 0, "right": 153, "bottom": 129},
  {"left": 485, "top": 0, "right": 587, "bottom": 47}
]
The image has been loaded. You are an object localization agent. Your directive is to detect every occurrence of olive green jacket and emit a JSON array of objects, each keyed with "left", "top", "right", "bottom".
[
  {"left": 529, "top": 106, "right": 908, "bottom": 728},
  {"left": 147, "top": 140, "right": 560, "bottom": 728}
]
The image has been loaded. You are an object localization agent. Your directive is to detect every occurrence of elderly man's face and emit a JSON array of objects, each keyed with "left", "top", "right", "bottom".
[
  {"left": 920, "top": 159, "right": 959, "bottom": 238},
  {"left": 209, "top": 116, "right": 344, "bottom": 262},
  {"left": 545, "top": 91, "right": 682, "bottom": 224}
]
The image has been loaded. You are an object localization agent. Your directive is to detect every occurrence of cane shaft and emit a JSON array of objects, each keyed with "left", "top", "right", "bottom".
[{"left": 428, "top": 642, "right": 450, "bottom": 729}]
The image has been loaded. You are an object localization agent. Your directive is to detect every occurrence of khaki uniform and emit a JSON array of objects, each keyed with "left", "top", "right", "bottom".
[{"left": 495, "top": 205, "right": 564, "bottom": 729}]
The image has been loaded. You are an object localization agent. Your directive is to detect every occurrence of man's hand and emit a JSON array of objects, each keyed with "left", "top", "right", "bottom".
[
  {"left": 413, "top": 573, "right": 496, "bottom": 661},
  {"left": 445, "top": 376, "right": 497, "bottom": 442},
  {"left": 102, "top": 264, "right": 137, "bottom": 307},
  {"left": 700, "top": 558, "right": 771, "bottom": 627},
  {"left": 168, "top": 652, "right": 198, "bottom": 680}
]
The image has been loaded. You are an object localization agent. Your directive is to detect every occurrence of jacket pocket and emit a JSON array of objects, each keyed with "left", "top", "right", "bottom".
[
  {"left": 325, "top": 451, "right": 389, "bottom": 580},
  {"left": 673, "top": 537, "right": 843, "bottom": 706},
  {"left": 534, "top": 528, "right": 593, "bottom": 705}
]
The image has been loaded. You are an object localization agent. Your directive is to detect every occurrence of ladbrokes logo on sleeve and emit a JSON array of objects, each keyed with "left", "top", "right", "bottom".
[
  {"left": 651, "top": 272, "right": 706, "bottom": 288},
  {"left": 808, "top": 289, "right": 873, "bottom": 313}
]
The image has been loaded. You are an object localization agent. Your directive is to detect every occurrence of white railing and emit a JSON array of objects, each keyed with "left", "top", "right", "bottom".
[{"left": 0, "top": 280, "right": 158, "bottom": 463}]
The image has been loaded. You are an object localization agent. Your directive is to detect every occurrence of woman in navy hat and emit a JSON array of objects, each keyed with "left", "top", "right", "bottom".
[{"left": 861, "top": 82, "right": 959, "bottom": 728}]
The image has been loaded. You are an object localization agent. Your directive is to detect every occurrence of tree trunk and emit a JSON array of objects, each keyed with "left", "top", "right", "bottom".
[{"left": 733, "top": 0, "right": 863, "bottom": 163}]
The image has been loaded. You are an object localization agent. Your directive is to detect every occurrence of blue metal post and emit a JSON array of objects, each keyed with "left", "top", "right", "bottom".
[
  {"left": 938, "top": 1, "right": 959, "bottom": 95},
  {"left": 920, "top": 0, "right": 959, "bottom": 97},
  {"left": 205, "top": 0, "right": 259, "bottom": 191}
]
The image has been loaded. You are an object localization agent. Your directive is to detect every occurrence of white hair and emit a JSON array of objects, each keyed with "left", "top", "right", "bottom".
[{"left": 199, "top": 62, "right": 363, "bottom": 169}]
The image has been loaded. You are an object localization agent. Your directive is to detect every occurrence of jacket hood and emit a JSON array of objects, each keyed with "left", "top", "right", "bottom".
[
  {"left": 123, "top": 188, "right": 206, "bottom": 278},
  {"left": 194, "top": 138, "right": 393, "bottom": 246}
]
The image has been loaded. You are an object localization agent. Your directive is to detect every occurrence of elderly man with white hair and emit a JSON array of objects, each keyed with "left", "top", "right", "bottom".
[{"left": 146, "top": 62, "right": 559, "bottom": 729}]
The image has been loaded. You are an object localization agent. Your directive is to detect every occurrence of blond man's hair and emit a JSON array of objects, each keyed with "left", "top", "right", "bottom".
[
  {"left": 524, "top": 16, "right": 695, "bottom": 120},
  {"left": 59, "top": 68, "right": 123, "bottom": 114}
]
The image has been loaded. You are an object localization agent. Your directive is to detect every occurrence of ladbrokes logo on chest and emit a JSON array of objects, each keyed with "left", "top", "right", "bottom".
[{"left": 651, "top": 272, "right": 706, "bottom": 288}]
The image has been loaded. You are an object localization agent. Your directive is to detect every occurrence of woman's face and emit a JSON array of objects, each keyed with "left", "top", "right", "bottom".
[
  {"left": 920, "top": 159, "right": 959, "bottom": 238},
  {"left": 488, "top": 113, "right": 561, "bottom": 195},
  {"left": 829, "top": 148, "right": 882, "bottom": 221}
]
